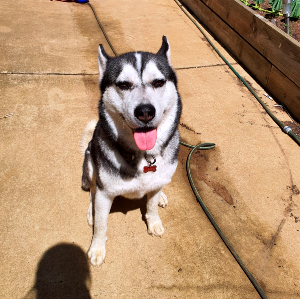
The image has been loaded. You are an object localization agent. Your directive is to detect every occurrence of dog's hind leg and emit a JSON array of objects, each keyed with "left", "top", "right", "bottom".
[
  {"left": 82, "top": 146, "right": 96, "bottom": 226},
  {"left": 87, "top": 187, "right": 95, "bottom": 226},
  {"left": 158, "top": 191, "right": 168, "bottom": 208},
  {"left": 81, "top": 144, "right": 94, "bottom": 192},
  {"left": 88, "top": 188, "right": 113, "bottom": 266},
  {"left": 145, "top": 190, "right": 165, "bottom": 237}
]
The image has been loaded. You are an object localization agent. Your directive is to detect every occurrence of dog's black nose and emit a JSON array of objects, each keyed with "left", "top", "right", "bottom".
[{"left": 134, "top": 104, "right": 156, "bottom": 124}]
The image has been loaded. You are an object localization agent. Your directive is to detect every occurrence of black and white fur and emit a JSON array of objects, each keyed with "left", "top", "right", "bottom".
[{"left": 81, "top": 36, "right": 182, "bottom": 266}]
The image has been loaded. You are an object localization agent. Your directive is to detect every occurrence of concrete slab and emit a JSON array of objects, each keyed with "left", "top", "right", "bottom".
[
  {"left": 1, "top": 0, "right": 300, "bottom": 298},
  {"left": 0, "top": 0, "right": 110, "bottom": 74},
  {"left": 87, "top": 0, "right": 236, "bottom": 68}
]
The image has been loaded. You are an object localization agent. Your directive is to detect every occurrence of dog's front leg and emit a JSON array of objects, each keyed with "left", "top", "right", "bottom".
[
  {"left": 145, "top": 190, "right": 165, "bottom": 237},
  {"left": 88, "top": 187, "right": 113, "bottom": 266}
]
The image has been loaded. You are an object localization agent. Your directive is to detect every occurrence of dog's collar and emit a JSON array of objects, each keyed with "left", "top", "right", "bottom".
[{"left": 144, "top": 153, "right": 157, "bottom": 173}]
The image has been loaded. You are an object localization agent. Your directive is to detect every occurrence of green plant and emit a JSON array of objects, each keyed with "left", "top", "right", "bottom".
[
  {"left": 254, "top": 0, "right": 265, "bottom": 5},
  {"left": 240, "top": 0, "right": 300, "bottom": 19},
  {"left": 291, "top": 0, "right": 300, "bottom": 18},
  {"left": 239, "top": 0, "right": 300, "bottom": 18},
  {"left": 269, "top": 0, "right": 283, "bottom": 12}
]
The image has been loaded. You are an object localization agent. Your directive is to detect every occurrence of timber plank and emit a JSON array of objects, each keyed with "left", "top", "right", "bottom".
[
  {"left": 201, "top": 0, "right": 300, "bottom": 88},
  {"left": 267, "top": 66, "right": 300, "bottom": 122}
]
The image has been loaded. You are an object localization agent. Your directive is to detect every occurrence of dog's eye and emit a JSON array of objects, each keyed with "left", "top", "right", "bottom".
[
  {"left": 151, "top": 79, "right": 166, "bottom": 88},
  {"left": 116, "top": 81, "right": 133, "bottom": 91}
]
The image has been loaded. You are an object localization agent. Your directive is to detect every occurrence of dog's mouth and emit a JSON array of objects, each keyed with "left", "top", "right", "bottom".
[
  {"left": 133, "top": 127, "right": 157, "bottom": 151},
  {"left": 121, "top": 115, "right": 157, "bottom": 150}
]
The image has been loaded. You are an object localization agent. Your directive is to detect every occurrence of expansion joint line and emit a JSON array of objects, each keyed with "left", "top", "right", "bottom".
[
  {"left": 0, "top": 72, "right": 98, "bottom": 76},
  {"left": 174, "top": 62, "right": 239, "bottom": 71}
]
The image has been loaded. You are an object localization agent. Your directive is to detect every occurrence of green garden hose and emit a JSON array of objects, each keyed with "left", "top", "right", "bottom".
[
  {"left": 181, "top": 141, "right": 267, "bottom": 299},
  {"left": 87, "top": 2, "right": 118, "bottom": 56}
]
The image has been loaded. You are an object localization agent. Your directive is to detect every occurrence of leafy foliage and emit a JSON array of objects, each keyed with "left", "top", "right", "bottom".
[
  {"left": 240, "top": 0, "right": 300, "bottom": 17},
  {"left": 269, "top": 0, "right": 283, "bottom": 12},
  {"left": 291, "top": 0, "right": 300, "bottom": 18},
  {"left": 254, "top": 0, "right": 265, "bottom": 4}
]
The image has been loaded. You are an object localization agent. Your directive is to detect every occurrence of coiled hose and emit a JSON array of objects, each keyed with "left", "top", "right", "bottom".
[{"left": 181, "top": 141, "right": 267, "bottom": 299}]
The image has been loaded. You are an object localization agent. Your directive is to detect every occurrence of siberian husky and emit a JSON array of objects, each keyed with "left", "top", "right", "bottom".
[{"left": 81, "top": 36, "right": 182, "bottom": 266}]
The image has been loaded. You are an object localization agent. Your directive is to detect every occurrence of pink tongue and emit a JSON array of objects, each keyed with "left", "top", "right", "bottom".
[{"left": 133, "top": 128, "right": 157, "bottom": 150}]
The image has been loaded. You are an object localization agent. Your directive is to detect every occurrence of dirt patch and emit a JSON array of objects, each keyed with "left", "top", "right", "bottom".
[
  {"left": 194, "top": 152, "right": 235, "bottom": 205},
  {"left": 283, "top": 120, "right": 300, "bottom": 137},
  {"left": 247, "top": 0, "right": 300, "bottom": 42}
]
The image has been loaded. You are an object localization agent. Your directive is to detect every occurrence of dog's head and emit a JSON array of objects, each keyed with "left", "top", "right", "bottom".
[{"left": 98, "top": 36, "right": 181, "bottom": 151}]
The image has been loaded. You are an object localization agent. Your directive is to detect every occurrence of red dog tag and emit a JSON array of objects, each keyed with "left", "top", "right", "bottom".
[{"left": 144, "top": 165, "right": 157, "bottom": 173}]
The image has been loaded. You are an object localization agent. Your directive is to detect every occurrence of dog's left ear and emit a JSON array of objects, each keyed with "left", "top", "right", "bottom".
[
  {"left": 98, "top": 44, "right": 111, "bottom": 82},
  {"left": 157, "top": 36, "right": 171, "bottom": 65}
]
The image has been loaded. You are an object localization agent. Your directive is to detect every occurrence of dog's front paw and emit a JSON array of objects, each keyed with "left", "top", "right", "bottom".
[
  {"left": 88, "top": 244, "right": 106, "bottom": 266},
  {"left": 158, "top": 191, "right": 168, "bottom": 208},
  {"left": 147, "top": 220, "right": 164, "bottom": 237}
]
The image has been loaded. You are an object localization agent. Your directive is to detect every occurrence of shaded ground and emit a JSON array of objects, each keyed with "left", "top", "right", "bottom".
[{"left": 247, "top": 0, "right": 300, "bottom": 42}]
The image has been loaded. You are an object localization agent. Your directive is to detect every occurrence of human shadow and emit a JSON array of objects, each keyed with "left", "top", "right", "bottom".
[{"left": 24, "top": 243, "right": 91, "bottom": 299}]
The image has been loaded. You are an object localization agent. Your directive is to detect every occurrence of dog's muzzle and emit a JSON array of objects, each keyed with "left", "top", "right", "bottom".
[{"left": 134, "top": 104, "right": 155, "bottom": 124}]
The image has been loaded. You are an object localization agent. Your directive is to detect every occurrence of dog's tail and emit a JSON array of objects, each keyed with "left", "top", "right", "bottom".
[{"left": 80, "top": 119, "right": 97, "bottom": 155}]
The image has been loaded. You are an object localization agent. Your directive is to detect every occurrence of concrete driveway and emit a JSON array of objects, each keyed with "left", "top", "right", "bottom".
[{"left": 1, "top": 0, "right": 299, "bottom": 298}]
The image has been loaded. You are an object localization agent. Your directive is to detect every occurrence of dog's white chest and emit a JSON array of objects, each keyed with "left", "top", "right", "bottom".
[{"left": 100, "top": 156, "right": 177, "bottom": 199}]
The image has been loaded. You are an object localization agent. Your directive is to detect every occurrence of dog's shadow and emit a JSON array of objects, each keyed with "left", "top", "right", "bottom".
[{"left": 110, "top": 196, "right": 147, "bottom": 223}]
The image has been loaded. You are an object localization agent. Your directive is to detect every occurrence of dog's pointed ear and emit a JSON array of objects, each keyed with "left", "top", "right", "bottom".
[
  {"left": 98, "top": 44, "right": 111, "bottom": 82},
  {"left": 157, "top": 36, "right": 171, "bottom": 65}
]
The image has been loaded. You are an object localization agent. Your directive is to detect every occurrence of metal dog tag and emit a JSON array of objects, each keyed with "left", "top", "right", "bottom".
[
  {"left": 144, "top": 165, "right": 157, "bottom": 173},
  {"left": 144, "top": 153, "right": 157, "bottom": 173}
]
